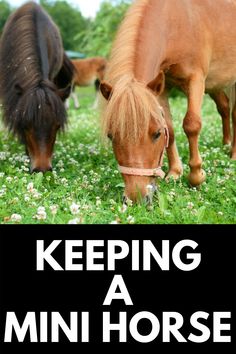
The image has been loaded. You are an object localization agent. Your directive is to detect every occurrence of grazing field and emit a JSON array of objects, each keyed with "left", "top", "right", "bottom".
[{"left": 0, "top": 87, "right": 235, "bottom": 224}]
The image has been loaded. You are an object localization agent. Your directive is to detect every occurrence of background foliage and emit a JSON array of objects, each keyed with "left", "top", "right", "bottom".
[{"left": 0, "top": 0, "right": 11, "bottom": 36}]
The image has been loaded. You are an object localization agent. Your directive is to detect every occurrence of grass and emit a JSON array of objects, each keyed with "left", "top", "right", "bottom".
[{"left": 0, "top": 86, "right": 235, "bottom": 224}]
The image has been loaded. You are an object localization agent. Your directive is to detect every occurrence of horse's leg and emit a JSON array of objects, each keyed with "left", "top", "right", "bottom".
[
  {"left": 65, "top": 98, "right": 70, "bottom": 110},
  {"left": 232, "top": 99, "right": 236, "bottom": 160},
  {"left": 183, "top": 74, "right": 206, "bottom": 186},
  {"left": 71, "top": 92, "right": 80, "bottom": 109},
  {"left": 159, "top": 92, "right": 183, "bottom": 179},
  {"left": 210, "top": 92, "right": 231, "bottom": 145}
]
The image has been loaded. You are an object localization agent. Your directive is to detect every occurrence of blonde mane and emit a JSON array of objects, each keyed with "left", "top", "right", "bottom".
[
  {"left": 101, "top": 0, "right": 164, "bottom": 142},
  {"left": 102, "top": 75, "right": 163, "bottom": 142},
  {"left": 105, "top": 0, "right": 151, "bottom": 83}
]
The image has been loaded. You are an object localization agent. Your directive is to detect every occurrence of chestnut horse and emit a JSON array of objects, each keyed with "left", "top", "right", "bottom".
[
  {"left": 70, "top": 57, "right": 107, "bottom": 109},
  {"left": 101, "top": 0, "right": 236, "bottom": 203},
  {"left": 0, "top": 2, "right": 74, "bottom": 172}
]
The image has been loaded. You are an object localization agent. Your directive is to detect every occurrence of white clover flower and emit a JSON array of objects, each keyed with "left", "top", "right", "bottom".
[
  {"left": 126, "top": 198, "right": 133, "bottom": 207},
  {"left": 70, "top": 202, "right": 80, "bottom": 215},
  {"left": 6, "top": 176, "right": 13, "bottom": 183},
  {"left": 146, "top": 184, "right": 155, "bottom": 193},
  {"left": 50, "top": 205, "right": 58, "bottom": 215},
  {"left": 96, "top": 197, "right": 101, "bottom": 206},
  {"left": 118, "top": 204, "right": 127, "bottom": 213},
  {"left": 0, "top": 189, "right": 6, "bottom": 197},
  {"left": 68, "top": 218, "right": 82, "bottom": 225},
  {"left": 60, "top": 178, "right": 68, "bottom": 184},
  {"left": 187, "top": 202, "right": 194, "bottom": 209},
  {"left": 127, "top": 216, "right": 135, "bottom": 224},
  {"left": 37, "top": 206, "right": 45, "bottom": 213},
  {"left": 110, "top": 221, "right": 119, "bottom": 225},
  {"left": 32, "top": 191, "right": 41, "bottom": 199},
  {"left": 24, "top": 196, "right": 30, "bottom": 202},
  {"left": 57, "top": 160, "right": 64, "bottom": 167},
  {"left": 10, "top": 214, "right": 22, "bottom": 223},
  {"left": 35, "top": 206, "right": 47, "bottom": 220},
  {"left": 27, "top": 182, "right": 34, "bottom": 192}
]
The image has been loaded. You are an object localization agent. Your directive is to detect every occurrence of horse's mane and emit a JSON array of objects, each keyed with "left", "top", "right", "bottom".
[
  {"left": 0, "top": 2, "right": 67, "bottom": 140},
  {"left": 105, "top": 0, "right": 151, "bottom": 83},
  {"left": 102, "top": 0, "right": 163, "bottom": 142}
]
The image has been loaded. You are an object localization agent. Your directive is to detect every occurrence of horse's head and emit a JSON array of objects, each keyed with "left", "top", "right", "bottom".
[
  {"left": 101, "top": 73, "right": 168, "bottom": 203},
  {"left": 13, "top": 82, "right": 70, "bottom": 173}
]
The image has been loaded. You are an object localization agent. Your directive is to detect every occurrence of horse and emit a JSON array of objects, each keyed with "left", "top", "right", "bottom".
[
  {"left": 0, "top": 1, "right": 74, "bottom": 173},
  {"left": 69, "top": 57, "right": 107, "bottom": 109},
  {"left": 100, "top": 0, "right": 236, "bottom": 203}
]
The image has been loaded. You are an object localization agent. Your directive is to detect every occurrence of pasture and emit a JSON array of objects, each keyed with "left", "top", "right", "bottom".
[{"left": 0, "top": 87, "right": 235, "bottom": 224}]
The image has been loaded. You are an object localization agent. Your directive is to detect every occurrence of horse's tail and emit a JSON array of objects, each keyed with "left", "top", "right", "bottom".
[{"left": 10, "top": 80, "right": 67, "bottom": 139}]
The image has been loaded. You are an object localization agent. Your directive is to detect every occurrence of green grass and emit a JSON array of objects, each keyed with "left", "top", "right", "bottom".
[{"left": 0, "top": 87, "right": 235, "bottom": 224}]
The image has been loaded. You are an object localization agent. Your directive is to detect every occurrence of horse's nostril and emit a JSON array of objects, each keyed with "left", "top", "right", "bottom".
[{"left": 32, "top": 168, "right": 41, "bottom": 174}]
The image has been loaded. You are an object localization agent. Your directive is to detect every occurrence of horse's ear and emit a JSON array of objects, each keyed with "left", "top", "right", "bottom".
[
  {"left": 147, "top": 71, "right": 165, "bottom": 96},
  {"left": 57, "top": 85, "right": 72, "bottom": 102},
  {"left": 100, "top": 81, "right": 113, "bottom": 101}
]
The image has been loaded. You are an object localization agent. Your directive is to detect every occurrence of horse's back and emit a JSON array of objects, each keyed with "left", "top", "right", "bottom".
[
  {"left": 157, "top": 0, "right": 236, "bottom": 91},
  {"left": 72, "top": 57, "right": 107, "bottom": 86}
]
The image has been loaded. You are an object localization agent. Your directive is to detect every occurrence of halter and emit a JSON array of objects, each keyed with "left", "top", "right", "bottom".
[{"left": 118, "top": 126, "right": 169, "bottom": 179}]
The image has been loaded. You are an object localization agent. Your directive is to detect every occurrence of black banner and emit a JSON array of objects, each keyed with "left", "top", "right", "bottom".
[{"left": 0, "top": 225, "right": 235, "bottom": 353}]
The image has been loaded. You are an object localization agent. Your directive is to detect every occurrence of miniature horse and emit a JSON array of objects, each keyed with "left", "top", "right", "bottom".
[
  {"left": 70, "top": 57, "right": 107, "bottom": 109},
  {"left": 101, "top": 0, "right": 236, "bottom": 203},
  {"left": 0, "top": 2, "right": 74, "bottom": 172}
]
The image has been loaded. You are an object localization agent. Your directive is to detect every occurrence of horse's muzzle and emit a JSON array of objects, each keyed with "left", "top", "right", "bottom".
[{"left": 31, "top": 166, "right": 52, "bottom": 174}]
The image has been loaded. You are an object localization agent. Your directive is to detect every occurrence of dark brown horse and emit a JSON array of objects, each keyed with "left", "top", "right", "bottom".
[
  {"left": 101, "top": 0, "right": 236, "bottom": 203},
  {"left": 0, "top": 2, "right": 74, "bottom": 172}
]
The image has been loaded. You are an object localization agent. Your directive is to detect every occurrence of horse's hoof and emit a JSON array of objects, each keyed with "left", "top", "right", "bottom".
[
  {"left": 166, "top": 168, "right": 183, "bottom": 181},
  {"left": 188, "top": 169, "right": 206, "bottom": 187}
]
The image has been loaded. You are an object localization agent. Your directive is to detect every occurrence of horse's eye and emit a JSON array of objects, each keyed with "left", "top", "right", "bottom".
[
  {"left": 107, "top": 133, "right": 113, "bottom": 140},
  {"left": 152, "top": 130, "right": 161, "bottom": 141}
]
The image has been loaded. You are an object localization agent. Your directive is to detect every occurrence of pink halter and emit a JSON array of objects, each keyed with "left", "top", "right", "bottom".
[{"left": 118, "top": 127, "right": 169, "bottom": 178}]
